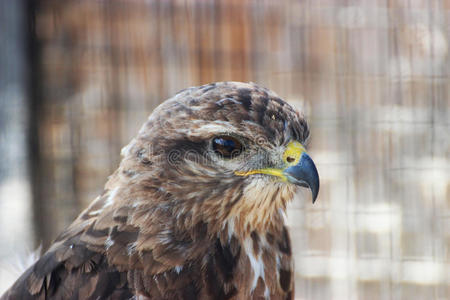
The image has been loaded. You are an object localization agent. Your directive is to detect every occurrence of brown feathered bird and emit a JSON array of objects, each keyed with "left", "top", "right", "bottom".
[{"left": 2, "top": 82, "right": 319, "bottom": 300}]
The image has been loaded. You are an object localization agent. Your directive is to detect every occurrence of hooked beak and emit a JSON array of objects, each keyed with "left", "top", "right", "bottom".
[
  {"left": 235, "top": 141, "right": 320, "bottom": 203},
  {"left": 283, "top": 152, "right": 319, "bottom": 203}
]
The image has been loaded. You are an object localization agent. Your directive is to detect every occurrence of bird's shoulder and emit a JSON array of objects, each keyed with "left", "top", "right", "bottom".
[{"left": 2, "top": 186, "right": 209, "bottom": 299}]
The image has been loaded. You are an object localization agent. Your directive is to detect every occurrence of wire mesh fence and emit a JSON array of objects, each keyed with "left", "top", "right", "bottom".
[{"left": 0, "top": 0, "right": 449, "bottom": 298}]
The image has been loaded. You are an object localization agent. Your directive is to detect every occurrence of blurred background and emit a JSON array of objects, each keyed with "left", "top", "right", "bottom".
[{"left": 0, "top": 0, "right": 449, "bottom": 298}]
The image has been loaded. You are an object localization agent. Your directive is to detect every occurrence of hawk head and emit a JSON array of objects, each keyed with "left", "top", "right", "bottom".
[{"left": 117, "top": 81, "right": 319, "bottom": 237}]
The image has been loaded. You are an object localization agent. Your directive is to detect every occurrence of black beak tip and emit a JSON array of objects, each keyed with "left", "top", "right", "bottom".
[
  {"left": 311, "top": 182, "right": 319, "bottom": 204},
  {"left": 283, "top": 152, "right": 320, "bottom": 203}
]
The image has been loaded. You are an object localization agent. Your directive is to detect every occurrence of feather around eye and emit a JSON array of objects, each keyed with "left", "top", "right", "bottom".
[{"left": 212, "top": 136, "right": 243, "bottom": 158}]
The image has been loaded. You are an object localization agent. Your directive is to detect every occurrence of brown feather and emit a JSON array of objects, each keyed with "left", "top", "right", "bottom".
[{"left": 2, "top": 82, "right": 311, "bottom": 300}]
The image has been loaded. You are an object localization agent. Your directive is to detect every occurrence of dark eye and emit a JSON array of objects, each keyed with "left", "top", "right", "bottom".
[{"left": 212, "top": 136, "right": 243, "bottom": 158}]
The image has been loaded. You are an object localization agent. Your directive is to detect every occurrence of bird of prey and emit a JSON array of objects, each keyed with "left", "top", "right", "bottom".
[{"left": 2, "top": 82, "right": 319, "bottom": 300}]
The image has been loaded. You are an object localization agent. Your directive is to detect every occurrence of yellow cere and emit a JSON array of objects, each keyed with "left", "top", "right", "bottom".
[
  {"left": 234, "top": 141, "right": 306, "bottom": 179},
  {"left": 283, "top": 140, "right": 305, "bottom": 166}
]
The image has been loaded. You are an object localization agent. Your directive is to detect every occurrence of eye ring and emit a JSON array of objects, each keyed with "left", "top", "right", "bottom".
[{"left": 212, "top": 136, "right": 244, "bottom": 159}]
